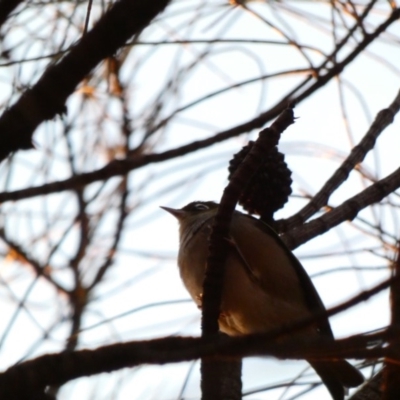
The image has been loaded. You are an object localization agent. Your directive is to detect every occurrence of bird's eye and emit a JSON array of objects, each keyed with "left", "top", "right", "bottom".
[{"left": 194, "top": 203, "right": 209, "bottom": 210}]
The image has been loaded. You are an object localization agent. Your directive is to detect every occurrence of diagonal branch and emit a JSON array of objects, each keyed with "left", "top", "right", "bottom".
[
  {"left": 281, "top": 166, "right": 400, "bottom": 250},
  {"left": 0, "top": 0, "right": 171, "bottom": 161},
  {"left": 0, "top": 0, "right": 24, "bottom": 27},
  {"left": 0, "top": 232, "right": 69, "bottom": 295},
  {"left": 277, "top": 89, "right": 400, "bottom": 233}
]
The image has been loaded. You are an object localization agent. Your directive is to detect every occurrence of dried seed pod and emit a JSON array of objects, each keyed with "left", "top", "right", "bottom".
[{"left": 228, "top": 141, "right": 292, "bottom": 223}]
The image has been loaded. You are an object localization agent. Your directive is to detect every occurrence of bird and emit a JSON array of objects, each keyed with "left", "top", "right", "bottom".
[{"left": 161, "top": 201, "right": 364, "bottom": 400}]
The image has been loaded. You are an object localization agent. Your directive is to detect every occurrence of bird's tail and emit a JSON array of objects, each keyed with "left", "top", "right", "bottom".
[{"left": 310, "top": 360, "right": 364, "bottom": 400}]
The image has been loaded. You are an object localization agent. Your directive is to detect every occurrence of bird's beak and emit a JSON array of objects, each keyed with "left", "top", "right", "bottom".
[{"left": 160, "top": 206, "right": 186, "bottom": 220}]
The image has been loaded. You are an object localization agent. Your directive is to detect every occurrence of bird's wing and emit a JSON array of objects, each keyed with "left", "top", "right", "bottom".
[
  {"left": 225, "top": 236, "right": 263, "bottom": 287},
  {"left": 230, "top": 212, "right": 334, "bottom": 338}
]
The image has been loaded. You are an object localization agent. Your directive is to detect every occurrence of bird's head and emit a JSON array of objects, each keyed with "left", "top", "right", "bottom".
[{"left": 161, "top": 201, "right": 219, "bottom": 238}]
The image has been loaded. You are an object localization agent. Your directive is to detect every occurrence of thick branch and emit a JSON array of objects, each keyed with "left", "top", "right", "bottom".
[
  {"left": 0, "top": 329, "right": 392, "bottom": 400},
  {"left": 200, "top": 107, "right": 295, "bottom": 399},
  {"left": 0, "top": 273, "right": 393, "bottom": 399},
  {"left": 0, "top": 0, "right": 171, "bottom": 161}
]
